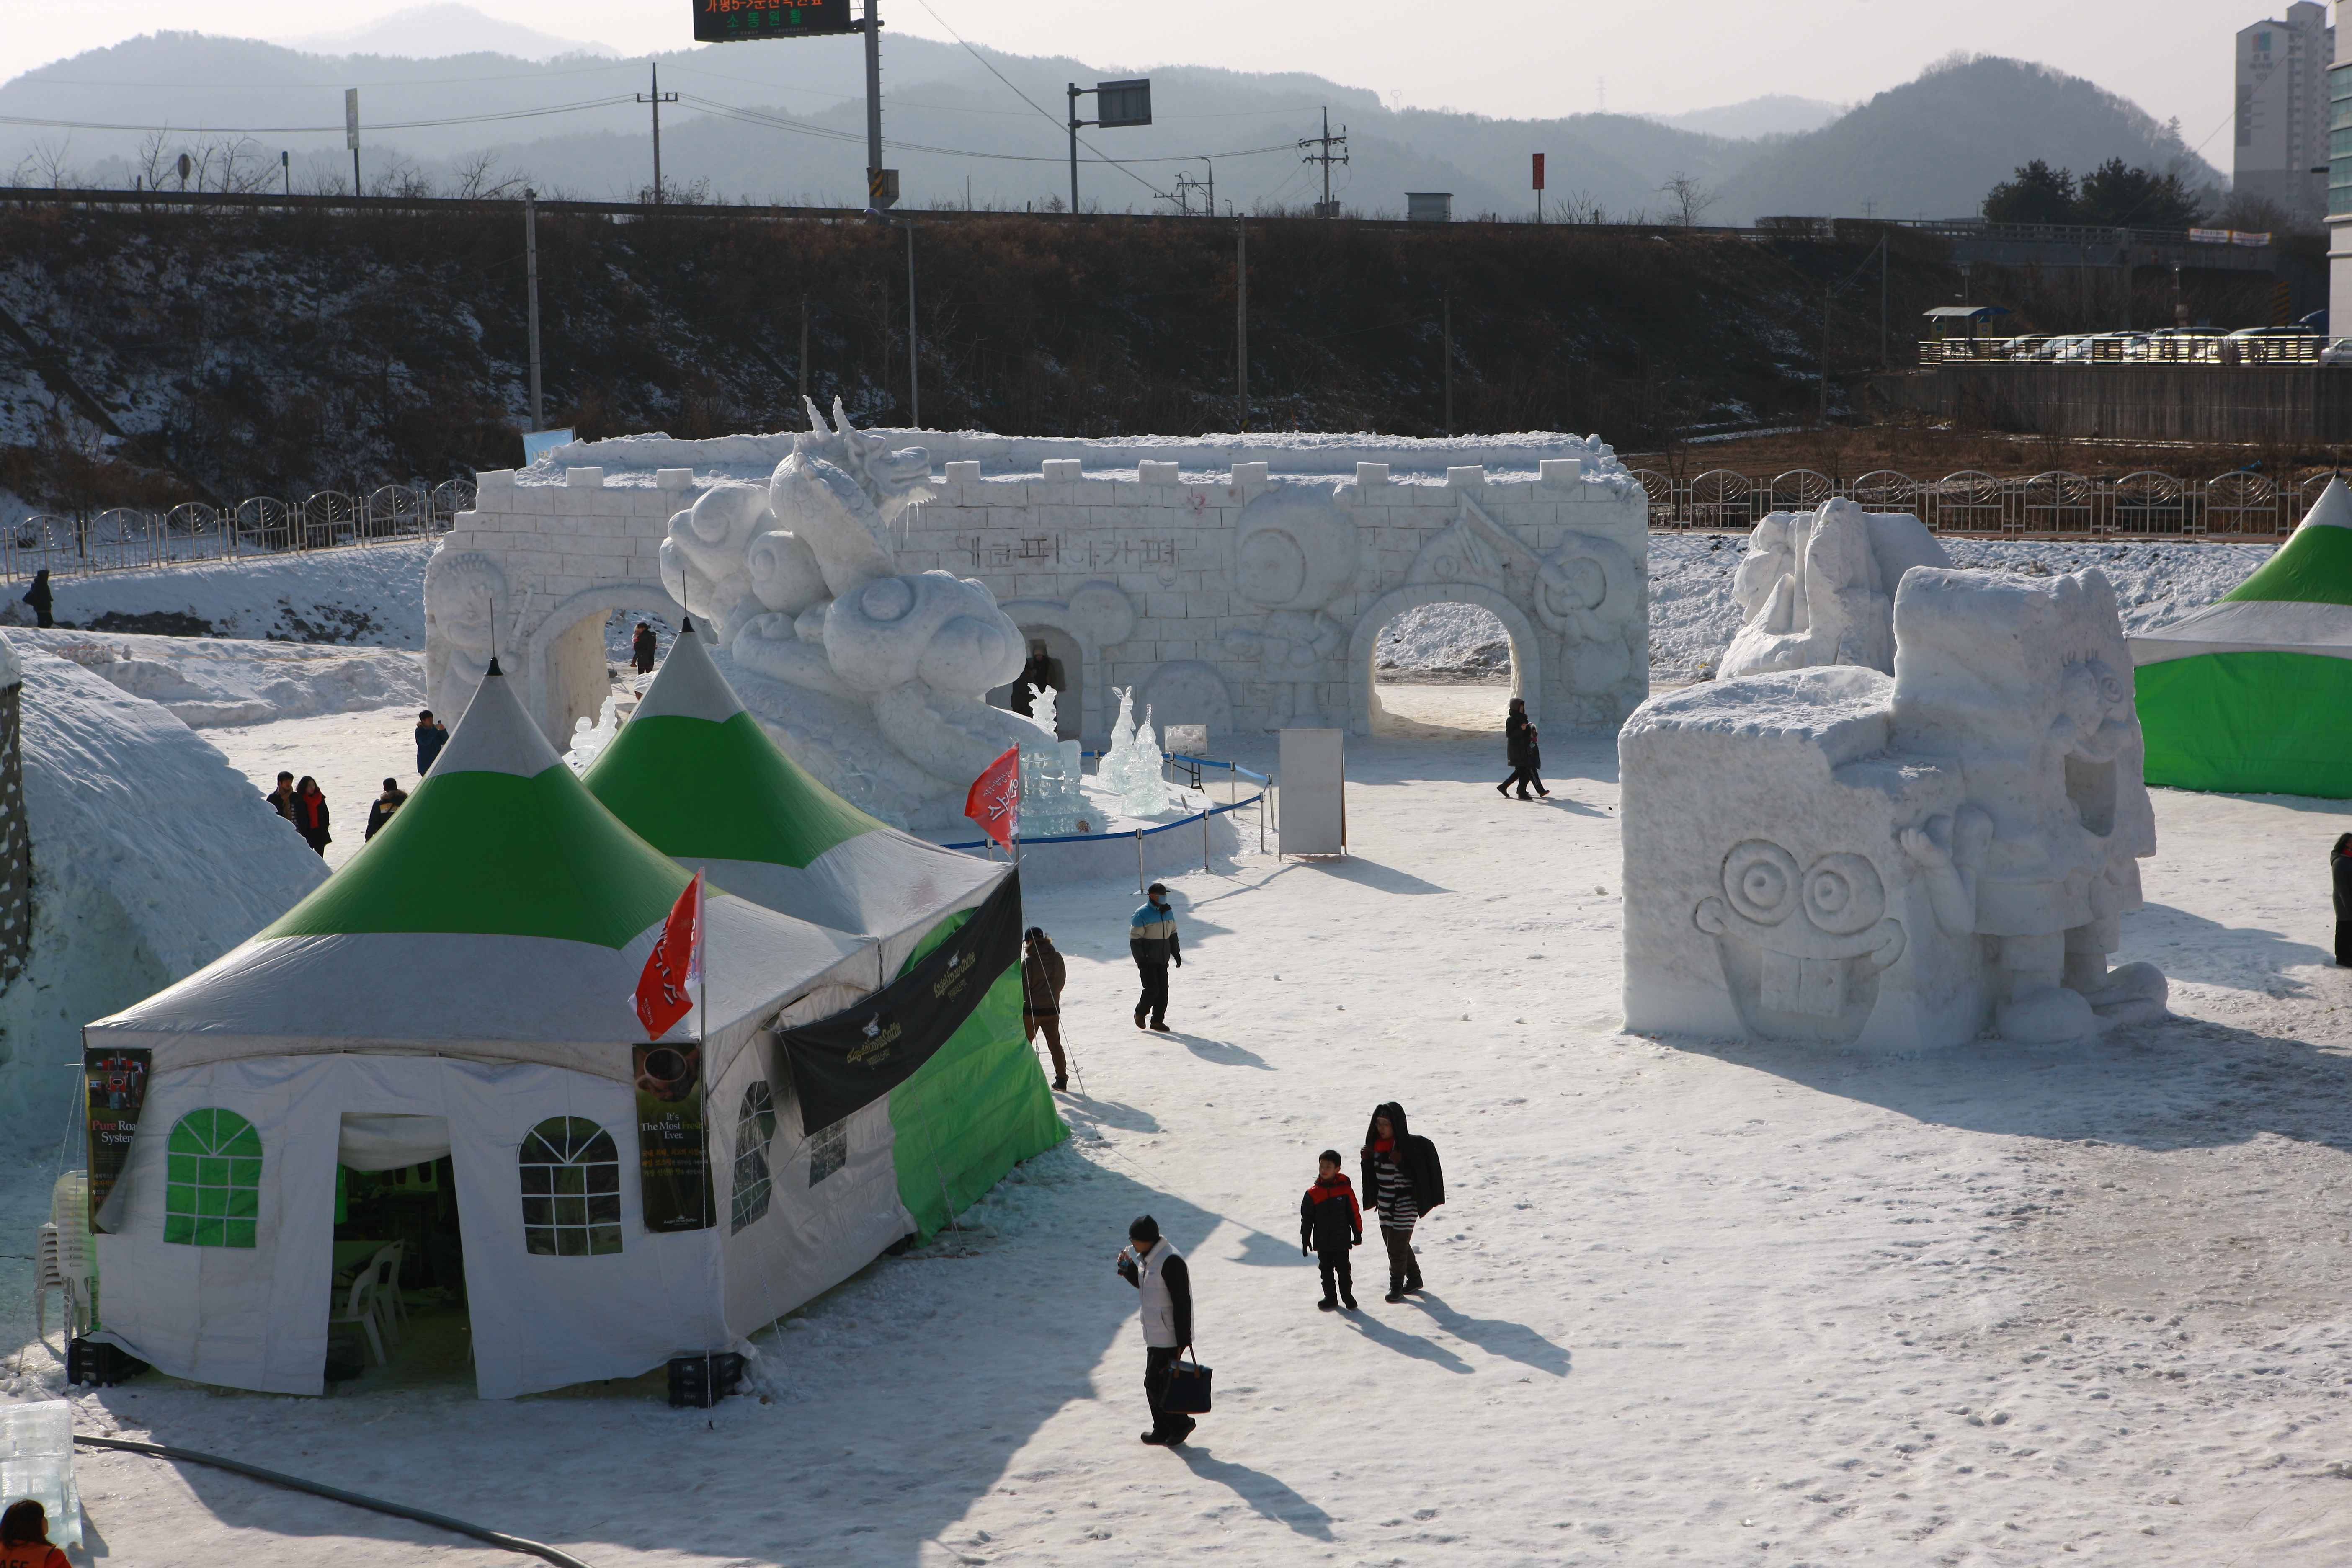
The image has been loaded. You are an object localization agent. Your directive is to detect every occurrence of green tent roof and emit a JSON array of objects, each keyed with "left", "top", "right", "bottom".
[
  {"left": 263, "top": 665, "right": 691, "bottom": 947},
  {"left": 583, "top": 622, "right": 882, "bottom": 872},
  {"left": 2220, "top": 476, "right": 2352, "bottom": 607}
]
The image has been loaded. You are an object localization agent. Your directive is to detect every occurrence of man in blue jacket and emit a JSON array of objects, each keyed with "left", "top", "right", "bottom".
[{"left": 1129, "top": 882, "right": 1181, "bottom": 1032}]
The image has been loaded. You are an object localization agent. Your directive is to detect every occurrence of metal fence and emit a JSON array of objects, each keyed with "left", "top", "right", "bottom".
[
  {"left": 1918, "top": 334, "right": 2325, "bottom": 366},
  {"left": 1627, "top": 468, "right": 2329, "bottom": 538},
  {"left": 3, "top": 480, "right": 474, "bottom": 583}
]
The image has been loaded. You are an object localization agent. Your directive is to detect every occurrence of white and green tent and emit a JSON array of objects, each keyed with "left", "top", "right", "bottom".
[
  {"left": 78, "top": 665, "right": 974, "bottom": 1399},
  {"left": 583, "top": 623, "right": 1062, "bottom": 1240},
  {"left": 2134, "top": 477, "right": 2352, "bottom": 797}
]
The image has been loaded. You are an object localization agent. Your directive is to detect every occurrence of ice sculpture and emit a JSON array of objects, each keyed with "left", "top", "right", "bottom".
[
  {"left": 1017, "top": 683, "right": 1091, "bottom": 836},
  {"left": 1125, "top": 705, "right": 1173, "bottom": 816},
  {"left": 1718, "top": 498, "right": 1949, "bottom": 680},
  {"left": 658, "top": 398, "right": 1045, "bottom": 802},
  {"left": 1622, "top": 566, "right": 2166, "bottom": 1050},
  {"left": 1100, "top": 687, "right": 1139, "bottom": 799}
]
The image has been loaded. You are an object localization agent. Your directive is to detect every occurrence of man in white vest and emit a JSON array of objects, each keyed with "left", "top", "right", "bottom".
[{"left": 1115, "top": 1214, "right": 1195, "bottom": 1446}]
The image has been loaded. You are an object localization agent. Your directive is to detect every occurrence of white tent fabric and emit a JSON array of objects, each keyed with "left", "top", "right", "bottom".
[
  {"left": 335, "top": 1114, "right": 451, "bottom": 1172},
  {"left": 2130, "top": 597, "right": 2352, "bottom": 665}
]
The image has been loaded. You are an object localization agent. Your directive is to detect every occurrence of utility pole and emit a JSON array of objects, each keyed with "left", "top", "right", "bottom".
[
  {"left": 1235, "top": 216, "right": 1248, "bottom": 431},
  {"left": 1879, "top": 235, "right": 1889, "bottom": 370},
  {"left": 1820, "top": 286, "right": 1831, "bottom": 423},
  {"left": 638, "top": 62, "right": 678, "bottom": 203},
  {"left": 863, "top": 0, "right": 893, "bottom": 209},
  {"left": 799, "top": 297, "right": 810, "bottom": 402},
  {"left": 281, "top": 150, "right": 291, "bottom": 198},
  {"left": 1442, "top": 294, "right": 1453, "bottom": 436},
  {"left": 345, "top": 88, "right": 361, "bottom": 198},
  {"left": 524, "top": 189, "right": 544, "bottom": 430},
  {"left": 1300, "top": 107, "right": 1349, "bottom": 217},
  {"left": 906, "top": 223, "right": 920, "bottom": 427}
]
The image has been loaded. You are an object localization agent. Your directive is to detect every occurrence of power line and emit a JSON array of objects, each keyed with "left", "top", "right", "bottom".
[
  {"left": 0, "top": 96, "right": 640, "bottom": 136},
  {"left": 680, "top": 95, "right": 1297, "bottom": 168}
]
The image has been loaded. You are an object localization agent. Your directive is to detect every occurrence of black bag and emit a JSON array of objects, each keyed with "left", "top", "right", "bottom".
[{"left": 1166, "top": 1354, "right": 1213, "bottom": 1415}]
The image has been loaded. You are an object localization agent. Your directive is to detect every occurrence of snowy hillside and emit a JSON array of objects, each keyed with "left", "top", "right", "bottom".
[
  {"left": 0, "top": 648, "right": 326, "bottom": 1122},
  {"left": 36, "top": 543, "right": 432, "bottom": 647}
]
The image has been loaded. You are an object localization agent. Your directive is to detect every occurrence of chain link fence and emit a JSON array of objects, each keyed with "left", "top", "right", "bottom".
[
  {"left": 3, "top": 479, "right": 475, "bottom": 583},
  {"left": 1627, "top": 468, "right": 2331, "bottom": 538}
]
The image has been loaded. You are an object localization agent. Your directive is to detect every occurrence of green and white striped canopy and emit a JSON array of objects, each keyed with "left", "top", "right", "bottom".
[
  {"left": 583, "top": 624, "right": 1003, "bottom": 970},
  {"left": 86, "top": 664, "right": 873, "bottom": 1080},
  {"left": 2133, "top": 477, "right": 2352, "bottom": 797}
]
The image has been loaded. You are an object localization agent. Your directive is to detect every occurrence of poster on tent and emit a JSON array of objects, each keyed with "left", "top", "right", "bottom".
[
  {"left": 632, "top": 1042, "right": 716, "bottom": 1231},
  {"left": 778, "top": 872, "right": 1024, "bottom": 1135},
  {"left": 83, "top": 1047, "right": 151, "bottom": 1234}
]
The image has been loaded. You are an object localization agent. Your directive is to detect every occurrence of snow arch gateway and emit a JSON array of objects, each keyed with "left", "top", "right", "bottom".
[{"left": 1349, "top": 584, "right": 1540, "bottom": 735}]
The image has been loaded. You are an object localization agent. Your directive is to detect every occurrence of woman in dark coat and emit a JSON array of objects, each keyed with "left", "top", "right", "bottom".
[
  {"left": 292, "top": 775, "right": 331, "bottom": 856},
  {"left": 631, "top": 620, "right": 659, "bottom": 675},
  {"left": 1496, "top": 696, "right": 1548, "bottom": 800},
  {"left": 2334, "top": 834, "right": 2352, "bottom": 965},
  {"left": 21, "top": 570, "right": 52, "bottom": 629},
  {"left": 1360, "top": 1101, "right": 1444, "bottom": 1302}
]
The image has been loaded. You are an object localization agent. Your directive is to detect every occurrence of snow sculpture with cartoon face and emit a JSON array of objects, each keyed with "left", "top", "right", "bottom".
[
  {"left": 1622, "top": 567, "right": 2166, "bottom": 1052},
  {"left": 657, "top": 398, "right": 1034, "bottom": 792}
]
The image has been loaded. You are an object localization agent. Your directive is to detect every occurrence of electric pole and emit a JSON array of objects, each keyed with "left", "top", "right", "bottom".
[
  {"left": 524, "top": 189, "right": 544, "bottom": 430},
  {"left": 638, "top": 63, "right": 678, "bottom": 203},
  {"left": 906, "top": 224, "right": 920, "bottom": 427},
  {"left": 1442, "top": 294, "right": 1453, "bottom": 436},
  {"left": 1301, "top": 107, "right": 1348, "bottom": 218},
  {"left": 1235, "top": 216, "right": 1248, "bottom": 431},
  {"left": 863, "top": 0, "right": 894, "bottom": 209},
  {"left": 345, "top": 88, "right": 361, "bottom": 198}
]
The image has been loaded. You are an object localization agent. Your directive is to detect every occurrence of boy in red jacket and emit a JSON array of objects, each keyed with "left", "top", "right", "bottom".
[{"left": 1299, "top": 1150, "right": 1363, "bottom": 1312}]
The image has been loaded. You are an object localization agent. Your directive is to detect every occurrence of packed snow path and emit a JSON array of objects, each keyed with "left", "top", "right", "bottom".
[{"left": 19, "top": 726, "right": 2352, "bottom": 1565}]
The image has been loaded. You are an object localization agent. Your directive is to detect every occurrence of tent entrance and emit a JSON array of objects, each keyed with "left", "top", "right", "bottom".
[{"left": 329, "top": 1114, "right": 472, "bottom": 1387}]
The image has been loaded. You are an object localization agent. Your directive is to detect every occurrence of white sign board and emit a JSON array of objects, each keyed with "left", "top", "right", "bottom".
[
  {"left": 1278, "top": 727, "right": 1345, "bottom": 856},
  {"left": 1163, "top": 724, "right": 1207, "bottom": 759}
]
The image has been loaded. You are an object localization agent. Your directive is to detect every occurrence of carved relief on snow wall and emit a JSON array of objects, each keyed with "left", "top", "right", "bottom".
[{"left": 424, "top": 411, "right": 1650, "bottom": 825}]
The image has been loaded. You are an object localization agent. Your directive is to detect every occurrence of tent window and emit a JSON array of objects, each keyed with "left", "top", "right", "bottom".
[
  {"left": 164, "top": 1108, "right": 261, "bottom": 1248},
  {"left": 519, "top": 1116, "right": 622, "bottom": 1257},
  {"left": 729, "top": 1083, "right": 778, "bottom": 1233},
  {"left": 810, "top": 1119, "right": 848, "bottom": 1187}
]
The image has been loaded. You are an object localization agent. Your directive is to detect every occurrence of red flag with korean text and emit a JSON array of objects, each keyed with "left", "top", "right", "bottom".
[
  {"left": 631, "top": 869, "right": 704, "bottom": 1039},
  {"left": 964, "top": 745, "right": 1020, "bottom": 849}
]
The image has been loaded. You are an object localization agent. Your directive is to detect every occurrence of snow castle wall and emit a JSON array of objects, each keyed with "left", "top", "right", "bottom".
[{"left": 427, "top": 433, "right": 1650, "bottom": 761}]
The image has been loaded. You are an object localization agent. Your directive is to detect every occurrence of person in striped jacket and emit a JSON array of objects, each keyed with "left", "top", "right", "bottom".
[
  {"left": 1361, "top": 1101, "right": 1444, "bottom": 1302},
  {"left": 1129, "top": 882, "right": 1181, "bottom": 1032}
]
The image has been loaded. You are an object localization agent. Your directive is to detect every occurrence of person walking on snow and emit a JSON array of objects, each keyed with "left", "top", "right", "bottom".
[
  {"left": 1300, "top": 1149, "right": 1363, "bottom": 1312},
  {"left": 1496, "top": 696, "right": 1547, "bottom": 799},
  {"left": 291, "top": 776, "right": 331, "bottom": 857},
  {"left": 632, "top": 620, "right": 659, "bottom": 675},
  {"left": 1362, "top": 1101, "right": 1444, "bottom": 1302},
  {"left": 1115, "top": 1214, "right": 1195, "bottom": 1446},
  {"left": 414, "top": 709, "right": 448, "bottom": 774},
  {"left": 364, "top": 777, "right": 409, "bottom": 842},
  {"left": 1022, "top": 926, "right": 1070, "bottom": 1090},
  {"left": 2334, "top": 833, "right": 2352, "bottom": 966},
  {"left": 266, "top": 770, "right": 297, "bottom": 823},
  {"left": 1129, "top": 882, "right": 1181, "bottom": 1032},
  {"left": 21, "top": 570, "right": 52, "bottom": 629}
]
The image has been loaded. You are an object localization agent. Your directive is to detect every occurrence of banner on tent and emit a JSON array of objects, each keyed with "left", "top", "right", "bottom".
[
  {"left": 633, "top": 1042, "right": 716, "bottom": 1231},
  {"left": 779, "top": 872, "right": 1023, "bottom": 1135},
  {"left": 84, "top": 1047, "right": 152, "bottom": 1234}
]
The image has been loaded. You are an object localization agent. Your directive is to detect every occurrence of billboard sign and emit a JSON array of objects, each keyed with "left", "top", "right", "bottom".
[{"left": 694, "top": 0, "right": 857, "bottom": 43}]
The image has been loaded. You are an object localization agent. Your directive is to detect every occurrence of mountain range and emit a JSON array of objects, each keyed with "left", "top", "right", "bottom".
[
  {"left": 276, "top": 5, "right": 619, "bottom": 63},
  {"left": 0, "top": 24, "right": 2226, "bottom": 223}
]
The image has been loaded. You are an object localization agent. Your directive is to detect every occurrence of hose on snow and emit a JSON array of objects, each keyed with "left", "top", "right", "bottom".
[{"left": 72, "top": 1434, "right": 598, "bottom": 1568}]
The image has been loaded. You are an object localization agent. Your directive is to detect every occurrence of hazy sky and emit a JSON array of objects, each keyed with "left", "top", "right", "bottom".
[{"left": 8, "top": 0, "right": 2256, "bottom": 155}]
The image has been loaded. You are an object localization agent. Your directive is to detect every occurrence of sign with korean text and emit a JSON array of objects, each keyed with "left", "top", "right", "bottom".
[{"left": 694, "top": 0, "right": 856, "bottom": 43}]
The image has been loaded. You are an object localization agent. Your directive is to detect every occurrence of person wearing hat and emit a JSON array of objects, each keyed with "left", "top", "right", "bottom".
[
  {"left": 1114, "top": 1214, "right": 1194, "bottom": 1446},
  {"left": 1021, "top": 926, "right": 1069, "bottom": 1091},
  {"left": 1128, "top": 882, "right": 1181, "bottom": 1033}
]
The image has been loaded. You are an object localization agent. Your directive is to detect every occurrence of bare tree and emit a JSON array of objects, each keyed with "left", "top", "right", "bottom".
[
  {"left": 135, "top": 130, "right": 174, "bottom": 191},
  {"left": 1660, "top": 172, "right": 1716, "bottom": 227},
  {"left": 449, "top": 150, "right": 527, "bottom": 201},
  {"left": 12, "top": 138, "right": 80, "bottom": 190}
]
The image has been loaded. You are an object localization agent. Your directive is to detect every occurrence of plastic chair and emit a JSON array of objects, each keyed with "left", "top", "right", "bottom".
[
  {"left": 327, "top": 1272, "right": 386, "bottom": 1366},
  {"left": 369, "top": 1244, "right": 406, "bottom": 1344},
  {"left": 28, "top": 1225, "right": 64, "bottom": 1364}
]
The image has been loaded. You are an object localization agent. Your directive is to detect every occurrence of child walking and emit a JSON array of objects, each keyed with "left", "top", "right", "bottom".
[{"left": 1299, "top": 1149, "right": 1363, "bottom": 1312}]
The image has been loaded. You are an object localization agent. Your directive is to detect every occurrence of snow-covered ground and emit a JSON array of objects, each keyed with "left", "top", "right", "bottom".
[
  {"left": 16, "top": 629, "right": 423, "bottom": 730},
  {"left": 9, "top": 704, "right": 2352, "bottom": 1565},
  {"left": 1377, "top": 602, "right": 1512, "bottom": 676},
  {"left": 33, "top": 543, "right": 433, "bottom": 647}
]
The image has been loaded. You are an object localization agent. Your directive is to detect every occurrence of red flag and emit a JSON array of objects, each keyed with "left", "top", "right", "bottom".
[
  {"left": 632, "top": 870, "right": 704, "bottom": 1039},
  {"left": 964, "top": 745, "right": 1020, "bottom": 849}
]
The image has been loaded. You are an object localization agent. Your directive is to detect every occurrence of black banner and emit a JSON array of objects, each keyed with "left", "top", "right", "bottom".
[
  {"left": 633, "top": 1042, "right": 716, "bottom": 1231},
  {"left": 84, "top": 1046, "right": 151, "bottom": 1234},
  {"left": 780, "top": 872, "right": 1023, "bottom": 1135}
]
